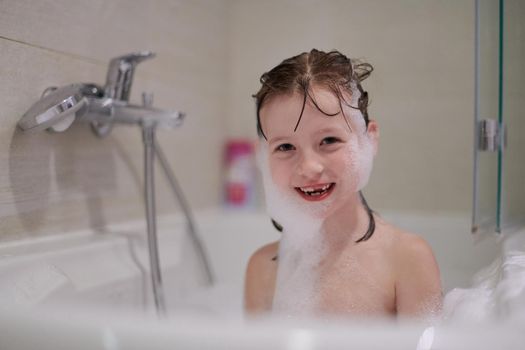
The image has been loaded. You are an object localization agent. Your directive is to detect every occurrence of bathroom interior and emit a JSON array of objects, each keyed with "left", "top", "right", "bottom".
[{"left": 0, "top": 0, "right": 524, "bottom": 349}]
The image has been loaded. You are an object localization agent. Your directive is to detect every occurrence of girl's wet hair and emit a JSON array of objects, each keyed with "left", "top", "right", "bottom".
[
  {"left": 253, "top": 48, "right": 373, "bottom": 140},
  {"left": 254, "top": 49, "right": 376, "bottom": 243}
]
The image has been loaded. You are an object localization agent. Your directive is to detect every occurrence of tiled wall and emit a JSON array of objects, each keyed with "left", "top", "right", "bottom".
[{"left": 0, "top": 0, "right": 230, "bottom": 241}]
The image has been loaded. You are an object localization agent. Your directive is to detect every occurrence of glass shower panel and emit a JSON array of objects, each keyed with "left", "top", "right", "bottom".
[
  {"left": 501, "top": 0, "right": 525, "bottom": 232},
  {"left": 472, "top": 0, "right": 500, "bottom": 234}
]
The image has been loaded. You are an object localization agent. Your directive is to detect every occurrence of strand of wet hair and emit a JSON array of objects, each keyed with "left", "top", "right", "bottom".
[{"left": 269, "top": 191, "right": 376, "bottom": 244}]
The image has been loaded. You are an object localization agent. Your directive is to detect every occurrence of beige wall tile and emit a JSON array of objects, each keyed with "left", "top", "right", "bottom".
[
  {"left": 227, "top": 0, "right": 475, "bottom": 213},
  {"left": 0, "top": 0, "right": 228, "bottom": 65},
  {"left": 0, "top": 1, "right": 230, "bottom": 241}
]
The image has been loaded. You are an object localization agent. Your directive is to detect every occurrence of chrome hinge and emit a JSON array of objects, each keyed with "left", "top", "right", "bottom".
[{"left": 477, "top": 119, "right": 507, "bottom": 152}]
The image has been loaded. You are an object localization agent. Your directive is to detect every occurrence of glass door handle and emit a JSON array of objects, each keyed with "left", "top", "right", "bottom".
[{"left": 477, "top": 119, "right": 506, "bottom": 152}]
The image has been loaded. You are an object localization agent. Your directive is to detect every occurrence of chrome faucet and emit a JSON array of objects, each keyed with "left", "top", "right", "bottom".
[{"left": 18, "top": 51, "right": 184, "bottom": 134}]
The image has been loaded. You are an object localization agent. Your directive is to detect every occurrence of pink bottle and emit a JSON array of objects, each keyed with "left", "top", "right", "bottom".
[{"left": 224, "top": 139, "right": 255, "bottom": 208}]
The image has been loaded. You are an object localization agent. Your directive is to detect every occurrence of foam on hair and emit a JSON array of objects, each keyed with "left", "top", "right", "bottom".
[{"left": 348, "top": 109, "right": 375, "bottom": 191}]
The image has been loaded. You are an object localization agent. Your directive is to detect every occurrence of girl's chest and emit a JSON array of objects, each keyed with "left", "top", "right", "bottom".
[{"left": 313, "top": 252, "right": 397, "bottom": 316}]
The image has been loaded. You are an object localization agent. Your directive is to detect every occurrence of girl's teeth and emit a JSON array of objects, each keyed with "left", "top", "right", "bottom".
[{"left": 299, "top": 184, "right": 332, "bottom": 195}]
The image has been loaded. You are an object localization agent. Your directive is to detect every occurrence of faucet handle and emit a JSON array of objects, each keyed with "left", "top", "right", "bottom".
[{"left": 104, "top": 51, "right": 156, "bottom": 102}]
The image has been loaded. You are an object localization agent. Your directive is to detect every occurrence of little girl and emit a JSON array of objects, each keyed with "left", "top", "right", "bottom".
[{"left": 244, "top": 49, "right": 442, "bottom": 319}]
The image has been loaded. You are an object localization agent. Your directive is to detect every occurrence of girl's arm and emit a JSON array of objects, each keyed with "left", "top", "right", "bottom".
[{"left": 394, "top": 235, "right": 443, "bottom": 318}]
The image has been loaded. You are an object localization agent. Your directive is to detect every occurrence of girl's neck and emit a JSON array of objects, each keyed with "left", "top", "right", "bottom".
[{"left": 321, "top": 193, "right": 371, "bottom": 248}]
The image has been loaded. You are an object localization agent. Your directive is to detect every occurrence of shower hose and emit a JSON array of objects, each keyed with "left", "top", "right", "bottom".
[{"left": 142, "top": 124, "right": 215, "bottom": 316}]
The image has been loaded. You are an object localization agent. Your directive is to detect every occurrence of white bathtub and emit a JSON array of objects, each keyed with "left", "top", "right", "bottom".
[{"left": 0, "top": 210, "right": 523, "bottom": 349}]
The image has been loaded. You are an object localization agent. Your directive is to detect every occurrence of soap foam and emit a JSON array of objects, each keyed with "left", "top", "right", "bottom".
[
  {"left": 347, "top": 108, "right": 375, "bottom": 191},
  {"left": 257, "top": 143, "right": 325, "bottom": 316},
  {"left": 442, "top": 247, "right": 525, "bottom": 323},
  {"left": 256, "top": 120, "right": 375, "bottom": 317}
]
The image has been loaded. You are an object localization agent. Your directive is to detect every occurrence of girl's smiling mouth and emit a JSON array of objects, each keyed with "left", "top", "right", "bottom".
[{"left": 295, "top": 183, "right": 335, "bottom": 201}]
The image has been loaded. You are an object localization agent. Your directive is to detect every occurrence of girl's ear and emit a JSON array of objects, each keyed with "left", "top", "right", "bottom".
[{"left": 366, "top": 120, "right": 379, "bottom": 156}]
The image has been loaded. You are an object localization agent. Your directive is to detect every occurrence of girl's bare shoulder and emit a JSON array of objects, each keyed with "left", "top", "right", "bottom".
[
  {"left": 388, "top": 226, "right": 437, "bottom": 264},
  {"left": 371, "top": 218, "right": 440, "bottom": 281},
  {"left": 244, "top": 241, "right": 279, "bottom": 313},
  {"left": 247, "top": 241, "right": 279, "bottom": 270},
  {"left": 373, "top": 217, "right": 435, "bottom": 259}
]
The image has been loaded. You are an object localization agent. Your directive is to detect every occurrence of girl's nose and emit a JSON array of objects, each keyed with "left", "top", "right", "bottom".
[{"left": 296, "top": 152, "right": 324, "bottom": 180}]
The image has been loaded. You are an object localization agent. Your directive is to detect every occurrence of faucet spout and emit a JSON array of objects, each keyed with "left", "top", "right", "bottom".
[{"left": 17, "top": 83, "right": 103, "bottom": 133}]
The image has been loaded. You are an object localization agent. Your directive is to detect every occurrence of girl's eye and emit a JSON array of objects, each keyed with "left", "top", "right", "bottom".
[
  {"left": 275, "top": 143, "right": 295, "bottom": 152},
  {"left": 320, "top": 137, "right": 340, "bottom": 145}
]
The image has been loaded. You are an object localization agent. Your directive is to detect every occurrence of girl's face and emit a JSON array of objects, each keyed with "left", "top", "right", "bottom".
[{"left": 259, "top": 87, "right": 379, "bottom": 218}]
